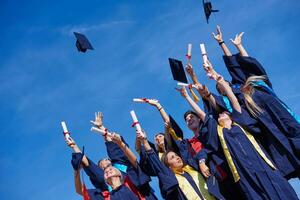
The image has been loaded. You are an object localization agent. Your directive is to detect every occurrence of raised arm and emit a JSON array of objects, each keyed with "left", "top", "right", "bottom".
[
  {"left": 185, "top": 63, "right": 200, "bottom": 85},
  {"left": 231, "top": 32, "right": 249, "bottom": 57},
  {"left": 212, "top": 25, "right": 232, "bottom": 56},
  {"left": 216, "top": 77, "right": 241, "bottom": 113},
  {"left": 111, "top": 133, "right": 138, "bottom": 169},
  {"left": 140, "top": 99, "right": 170, "bottom": 123},
  {"left": 176, "top": 86, "right": 206, "bottom": 122},
  {"left": 66, "top": 137, "right": 89, "bottom": 167},
  {"left": 74, "top": 170, "right": 83, "bottom": 195}
]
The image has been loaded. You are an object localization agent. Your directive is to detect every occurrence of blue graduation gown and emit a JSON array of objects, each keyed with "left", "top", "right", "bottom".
[
  {"left": 105, "top": 141, "right": 157, "bottom": 200},
  {"left": 212, "top": 54, "right": 300, "bottom": 179},
  {"left": 196, "top": 116, "right": 245, "bottom": 200},
  {"left": 140, "top": 147, "right": 194, "bottom": 200},
  {"left": 87, "top": 189, "right": 105, "bottom": 200},
  {"left": 223, "top": 54, "right": 271, "bottom": 87},
  {"left": 83, "top": 157, "right": 108, "bottom": 191},
  {"left": 205, "top": 112, "right": 298, "bottom": 200},
  {"left": 110, "top": 185, "right": 139, "bottom": 200},
  {"left": 250, "top": 88, "right": 300, "bottom": 178},
  {"left": 87, "top": 185, "right": 138, "bottom": 200}
]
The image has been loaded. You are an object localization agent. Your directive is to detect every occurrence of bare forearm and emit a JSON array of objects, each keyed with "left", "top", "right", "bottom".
[
  {"left": 189, "top": 73, "right": 200, "bottom": 85},
  {"left": 206, "top": 94, "right": 221, "bottom": 112},
  {"left": 185, "top": 96, "right": 206, "bottom": 121},
  {"left": 142, "top": 139, "right": 152, "bottom": 151},
  {"left": 235, "top": 44, "right": 249, "bottom": 57},
  {"left": 156, "top": 103, "right": 170, "bottom": 123},
  {"left": 220, "top": 80, "right": 241, "bottom": 112},
  {"left": 74, "top": 170, "right": 83, "bottom": 195},
  {"left": 119, "top": 141, "right": 138, "bottom": 168},
  {"left": 135, "top": 137, "right": 142, "bottom": 154},
  {"left": 220, "top": 42, "right": 232, "bottom": 56}
]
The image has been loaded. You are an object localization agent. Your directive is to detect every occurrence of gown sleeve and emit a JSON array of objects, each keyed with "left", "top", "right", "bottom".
[
  {"left": 145, "top": 149, "right": 179, "bottom": 199},
  {"left": 83, "top": 157, "right": 108, "bottom": 191},
  {"left": 106, "top": 137, "right": 130, "bottom": 166}
]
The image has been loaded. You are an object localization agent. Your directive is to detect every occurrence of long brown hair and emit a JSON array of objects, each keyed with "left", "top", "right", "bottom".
[{"left": 242, "top": 75, "right": 265, "bottom": 117}]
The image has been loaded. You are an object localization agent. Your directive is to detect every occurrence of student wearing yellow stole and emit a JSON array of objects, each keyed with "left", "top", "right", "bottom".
[
  {"left": 137, "top": 129, "right": 225, "bottom": 200},
  {"left": 176, "top": 69, "right": 298, "bottom": 200}
]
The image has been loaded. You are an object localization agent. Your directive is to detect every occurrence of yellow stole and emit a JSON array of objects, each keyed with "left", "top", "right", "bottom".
[
  {"left": 174, "top": 165, "right": 215, "bottom": 200},
  {"left": 217, "top": 123, "right": 276, "bottom": 182},
  {"left": 158, "top": 152, "right": 163, "bottom": 162},
  {"left": 166, "top": 126, "right": 182, "bottom": 141}
]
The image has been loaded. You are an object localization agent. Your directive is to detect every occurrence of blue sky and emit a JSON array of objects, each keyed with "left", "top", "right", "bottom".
[{"left": 0, "top": 0, "right": 300, "bottom": 199}]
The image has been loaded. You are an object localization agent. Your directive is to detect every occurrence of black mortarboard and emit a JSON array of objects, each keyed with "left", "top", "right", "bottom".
[
  {"left": 203, "top": 0, "right": 219, "bottom": 23},
  {"left": 73, "top": 32, "right": 94, "bottom": 52},
  {"left": 168, "top": 58, "right": 188, "bottom": 83},
  {"left": 169, "top": 115, "right": 183, "bottom": 138},
  {"left": 71, "top": 147, "right": 85, "bottom": 170}
]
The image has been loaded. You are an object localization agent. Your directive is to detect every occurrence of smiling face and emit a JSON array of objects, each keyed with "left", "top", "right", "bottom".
[
  {"left": 218, "top": 111, "right": 232, "bottom": 127},
  {"left": 165, "top": 151, "right": 184, "bottom": 171},
  {"left": 154, "top": 134, "right": 165, "bottom": 148},
  {"left": 185, "top": 113, "right": 201, "bottom": 131}
]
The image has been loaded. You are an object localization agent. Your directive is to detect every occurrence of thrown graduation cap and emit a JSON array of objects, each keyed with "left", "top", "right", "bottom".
[
  {"left": 169, "top": 115, "right": 183, "bottom": 139},
  {"left": 73, "top": 32, "right": 94, "bottom": 52},
  {"left": 203, "top": 0, "right": 219, "bottom": 23},
  {"left": 168, "top": 58, "right": 188, "bottom": 83}
]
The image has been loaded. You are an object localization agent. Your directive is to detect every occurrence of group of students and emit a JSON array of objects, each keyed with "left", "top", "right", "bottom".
[{"left": 64, "top": 26, "right": 300, "bottom": 200}]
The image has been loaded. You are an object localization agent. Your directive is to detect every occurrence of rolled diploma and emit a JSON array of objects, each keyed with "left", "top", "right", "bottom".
[
  {"left": 187, "top": 43, "right": 192, "bottom": 57},
  {"left": 130, "top": 110, "right": 144, "bottom": 136},
  {"left": 61, "top": 121, "right": 71, "bottom": 141},
  {"left": 91, "top": 127, "right": 112, "bottom": 137},
  {"left": 177, "top": 82, "right": 196, "bottom": 88},
  {"left": 133, "top": 98, "right": 146, "bottom": 103},
  {"left": 200, "top": 43, "right": 208, "bottom": 63}
]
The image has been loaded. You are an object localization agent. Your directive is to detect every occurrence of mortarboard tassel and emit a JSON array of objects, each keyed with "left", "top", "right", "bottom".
[{"left": 188, "top": 84, "right": 200, "bottom": 102}]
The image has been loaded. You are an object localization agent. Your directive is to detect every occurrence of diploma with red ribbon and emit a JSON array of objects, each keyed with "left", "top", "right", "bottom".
[
  {"left": 61, "top": 121, "right": 72, "bottom": 141},
  {"left": 130, "top": 110, "right": 144, "bottom": 137},
  {"left": 200, "top": 43, "right": 208, "bottom": 63},
  {"left": 90, "top": 127, "right": 111, "bottom": 137},
  {"left": 186, "top": 43, "right": 192, "bottom": 60}
]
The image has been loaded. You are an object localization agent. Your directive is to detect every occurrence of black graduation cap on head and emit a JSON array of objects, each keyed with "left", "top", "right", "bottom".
[
  {"left": 168, "top": 58, "right": 188, "bottom": 83},
  {"left": 203, "top": 0, "right": 219, "bottom": 24},
  {"left": 73, "top": 32, "right": 94, "bottom": 53}
]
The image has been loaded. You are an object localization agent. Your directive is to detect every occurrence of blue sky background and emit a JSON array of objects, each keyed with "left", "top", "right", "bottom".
[{"left": 0, "top": 0, "right": 299, "bottom": 199}]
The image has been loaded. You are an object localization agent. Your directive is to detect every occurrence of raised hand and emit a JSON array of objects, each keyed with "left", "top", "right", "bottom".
[
  {"left": 90, "top": 112, "right": 103, "bottom": 128},
  {"left": 195, "top": 84, "right": 211, "bottom": 99},
  {"left": 111, "top": 132, "right": 123, "bottom": 145},
  {"left": 136, "top": 129, "right": 147, "bottom": 142},
  {"left": 146, "top": 99, "right": 159, "bottom": 106},
  {"left": 212, "top": 25, "right": 223, "bottom": 43},
  {"left": 66, "top": 136, "right": 76, "bottom": 148},
  {"left": 203, "top": 60, "right": 218, "bottom": 80},
  {"left": 175, "top": 86, "right": 188, "bottom": 98},
  {"left": 185, "top": 63, "right": 194, "bottom": 76},
  {"left": 230, "top": 32, "right": 244, "bottom": 46}
]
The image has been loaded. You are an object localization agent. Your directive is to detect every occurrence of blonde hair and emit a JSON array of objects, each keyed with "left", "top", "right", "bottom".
[{"left": 242, "top": 75, "right": 266, "bottom": 117}]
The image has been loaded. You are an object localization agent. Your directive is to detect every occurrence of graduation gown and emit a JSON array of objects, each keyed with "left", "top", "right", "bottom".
[
  {"left": 204, "top": 111, "right": 298, "bottom": 200},
  {"left": 223, "top": 54, "right": 271, "bottom": 87},
  {"left": 141, "top": 148, "right": 218, "bottom": 200},
  {"left": 219, "top": 55, "right": 300, "bottom": 178},
  {"left": 84, "top": 141, "right": 157, "bottom": 200}
]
